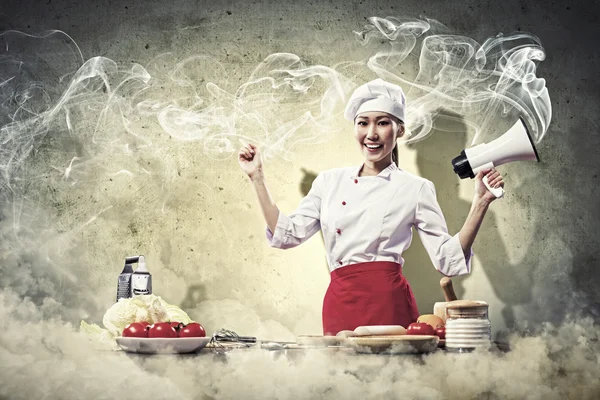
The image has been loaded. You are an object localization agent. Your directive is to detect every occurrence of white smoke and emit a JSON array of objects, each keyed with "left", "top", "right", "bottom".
[
  {"left": 0, "top": 23, "right": 552, "bottom": 199},
  {"left": 355, "top": 16, "right": 551, "bottom": 144},
  {"left": 1, "top": 289, "right": 599, "bottom": 399}
]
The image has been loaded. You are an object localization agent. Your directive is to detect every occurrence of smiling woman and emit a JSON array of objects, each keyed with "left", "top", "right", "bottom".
[
  {"left": 354, "top": 112, "right": 404, "bottom": 175},
  {"left": 238, "top": 78, "right": 506, "bottom": 336}
]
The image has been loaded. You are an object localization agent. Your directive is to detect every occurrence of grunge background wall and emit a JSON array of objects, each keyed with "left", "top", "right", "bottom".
[{"left": 0, "top": 0, "right": 599, "bottom": 398}]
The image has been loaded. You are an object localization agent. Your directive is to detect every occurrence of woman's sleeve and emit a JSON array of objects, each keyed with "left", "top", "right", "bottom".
[
  {"left": 265, "top": 172, "right": 325, "bottom": 249},
  {"left": 414, "top": 180, "right": 473, "bottom": 276}
]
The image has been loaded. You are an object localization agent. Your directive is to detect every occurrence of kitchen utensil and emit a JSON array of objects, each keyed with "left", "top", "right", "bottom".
[
  {"left": 296, "top": 335, "right": 348, "bottom": 347},
  {"left": 433, "top": 277, "right": 458, "bottom": 322},
  {"left": 116, "top": 255, "right": 152, "bottom": 301},
  {"left": 260, "top": 341, "right": 298, "bottom": 350},
  {"left": 209, "top": 329, "right": 257, "bottom": 354},
  {"left": 116, "top": 262, "right": 133, "bottom": 302},
  {"left": 212, "top": 328, "right": 257, "bottom": 343},
  {"left": 131, "top": 256, "right": 152, "bottom": 296},
  {"left": 116, "top": 337, "right": 210, "bottom": 354},
  {"left": 348, "top": 335, "right": 439, "bottom": 354}
]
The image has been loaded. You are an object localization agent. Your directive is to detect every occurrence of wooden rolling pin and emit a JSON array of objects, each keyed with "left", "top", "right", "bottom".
[
  {"left": 433, "top": 277, "right": 458, "bottom": 322},
  {"left": 441, "top": 277, "right": 457, "bottom": 302}
]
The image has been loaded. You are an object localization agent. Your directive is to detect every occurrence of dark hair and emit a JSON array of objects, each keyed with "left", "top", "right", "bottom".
[{"left": 392, "top": 119, "right": 404, "bottom": 167}]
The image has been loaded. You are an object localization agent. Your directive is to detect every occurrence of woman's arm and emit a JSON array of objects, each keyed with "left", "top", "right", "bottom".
[
  {"left": 458, "top": 168, "right": 504, "bottom": 259},
  {"left": 249, "top": 168, "right": 280, "bottom": 234},
  {"left": 238, "top": 143, "right": 280, "bottom": 233},
  {"left": 458, "top": 199, "right": 490, "bottom": 261},
  {"left": 238, "top": 143, "right": 323, "bottom": 249},
  {"left": 414, "top": 167, "right": 504, "bottom": 276}
]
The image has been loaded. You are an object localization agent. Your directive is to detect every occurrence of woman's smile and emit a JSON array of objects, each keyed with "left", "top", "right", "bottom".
[{"left": 364, "top": 143, "right": 383, "bottom": 152}]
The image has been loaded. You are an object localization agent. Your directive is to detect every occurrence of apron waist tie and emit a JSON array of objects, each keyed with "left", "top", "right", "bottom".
[{"left": 330, "top": 261, "right": 402, "bottom": 280}]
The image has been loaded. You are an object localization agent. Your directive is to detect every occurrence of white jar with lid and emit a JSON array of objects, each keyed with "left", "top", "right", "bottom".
[{"left": 444, "top": 300, "right": 491, "bottom": 352}]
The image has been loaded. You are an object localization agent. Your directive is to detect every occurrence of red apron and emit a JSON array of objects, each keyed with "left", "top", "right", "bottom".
[{"left": 322, "top": 261, "right": 419, "bottom": 336}]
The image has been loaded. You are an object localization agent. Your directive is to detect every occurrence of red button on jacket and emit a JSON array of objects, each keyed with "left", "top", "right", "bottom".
[
  {"left": 336, "top": 228, "right": 341, "bottom": 235},
  {"left": 342, "top": 201, "right": 346, "bottom": 205}
]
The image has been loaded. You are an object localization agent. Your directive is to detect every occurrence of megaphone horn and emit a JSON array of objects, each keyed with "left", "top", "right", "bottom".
[{"left": 451, "top": 117, "right": 540, "bottom": 198}]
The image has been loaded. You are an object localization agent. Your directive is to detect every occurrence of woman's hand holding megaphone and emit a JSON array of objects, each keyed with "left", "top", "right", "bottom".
[{"left": 475, "top": 168, "right": 505, "bottom": 203}]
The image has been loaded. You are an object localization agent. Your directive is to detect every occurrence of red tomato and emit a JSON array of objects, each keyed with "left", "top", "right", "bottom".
[
  {"left": 122, "top": 322, "right": 148, "bottom": 338},
  {"left": 406, "top": 322, "right": 435, "bottom": 336},
  {"left": 435, "top": 327, "right": 446, "bottom": 339},
  {"left": 178, "top": 322, "right": 206, "bottom": 338},
  {"left": 169, "top": 321, "right": 182, "bottom": 331},
  {"left": 148, "top": 322, "right": 178, "bottom": 338},
  {"left": 138, "top": 321, "right": 151, "bottom": 332}
]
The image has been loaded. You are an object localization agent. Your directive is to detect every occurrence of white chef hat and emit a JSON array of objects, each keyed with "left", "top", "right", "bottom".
[{"left": 343, "top": 78, "right": 406, "bottom": 123}]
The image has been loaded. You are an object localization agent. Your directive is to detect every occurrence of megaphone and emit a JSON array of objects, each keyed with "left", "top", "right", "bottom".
[{"left": 451, "top": 117, "right": 540, "bottom": 198}]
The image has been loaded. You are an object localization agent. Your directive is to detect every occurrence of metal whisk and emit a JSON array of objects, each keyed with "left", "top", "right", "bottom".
[{"left": 209, "top": 328, "right": 257, "bottom": 354}]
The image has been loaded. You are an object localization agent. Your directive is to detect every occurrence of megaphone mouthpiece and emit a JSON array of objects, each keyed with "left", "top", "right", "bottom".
[{"left": 452, "top": 150, "right": 475, "bottom": 179}]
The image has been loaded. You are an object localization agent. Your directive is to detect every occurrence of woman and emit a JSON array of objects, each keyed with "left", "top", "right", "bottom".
[{"left": 237, "top": 78, "right": 504, "bottom": 335}]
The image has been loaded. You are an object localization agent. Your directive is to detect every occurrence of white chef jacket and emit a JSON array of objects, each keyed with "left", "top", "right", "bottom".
[{"left": 265, "top": 162, "right": 473, "bottom": 276}]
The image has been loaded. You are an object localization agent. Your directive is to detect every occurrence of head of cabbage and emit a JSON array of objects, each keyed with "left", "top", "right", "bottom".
[{"left": 83, "top": 294, "right": 193, "bottom": 337}]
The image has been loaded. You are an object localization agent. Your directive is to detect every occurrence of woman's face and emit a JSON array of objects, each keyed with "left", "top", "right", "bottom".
[{"left": 354, "top": 111, "right": 403, "bottom": 163}]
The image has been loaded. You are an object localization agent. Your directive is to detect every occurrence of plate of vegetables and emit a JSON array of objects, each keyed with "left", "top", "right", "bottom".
[{"left": 116, "top": 321, "right": 210, "bottom": 354}]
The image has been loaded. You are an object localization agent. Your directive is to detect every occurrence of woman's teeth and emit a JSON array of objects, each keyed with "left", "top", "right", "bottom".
[{"left": 365, "top": 144, "right": 382, "bottom": 149}]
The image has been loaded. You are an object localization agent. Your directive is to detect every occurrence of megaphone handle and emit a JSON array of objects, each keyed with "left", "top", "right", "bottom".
[{"left": 482, "top": 175, "right": 504, "bottom": 198}]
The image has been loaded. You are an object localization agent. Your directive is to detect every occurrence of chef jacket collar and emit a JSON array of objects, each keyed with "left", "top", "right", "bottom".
[{"left": 352, "top": 162, "right": 398, "bottom": 180}]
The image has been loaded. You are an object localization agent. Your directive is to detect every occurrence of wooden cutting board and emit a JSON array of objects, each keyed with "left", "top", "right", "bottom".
[{"left": 347, "top": 335, "right": 439, "bottom": 354}]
